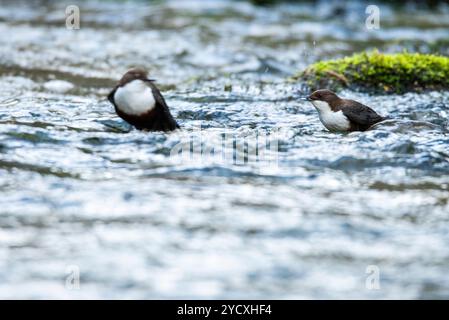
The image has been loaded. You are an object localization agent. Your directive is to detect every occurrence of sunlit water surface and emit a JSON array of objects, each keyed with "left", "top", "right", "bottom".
[{"left": 0, "top": 0, "right": 449, "bottom": 299}]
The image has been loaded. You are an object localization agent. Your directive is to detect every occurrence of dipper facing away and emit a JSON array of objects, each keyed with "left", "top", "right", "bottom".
[
  {"left": 108, "top": 68, "right": 179, "bottom": 131},
  {"left": 307, "top": 89, "right": 387, "bottom": 132}
]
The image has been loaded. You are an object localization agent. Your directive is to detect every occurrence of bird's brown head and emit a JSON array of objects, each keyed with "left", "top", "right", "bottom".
[
  {"left": 118, "top": 68, "right": 149, "bottom": 86},
  {"left": 307, "top": 89, "right": 340, "bottom": 103}
]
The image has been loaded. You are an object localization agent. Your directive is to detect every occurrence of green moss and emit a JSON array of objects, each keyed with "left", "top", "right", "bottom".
[{"left": 293, "top": 51, "right": 449, "bottom": 93}]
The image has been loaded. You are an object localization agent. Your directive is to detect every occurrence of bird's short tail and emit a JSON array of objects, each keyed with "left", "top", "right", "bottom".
[{"left": 381, "top": 116, "right": 392, "bottom": 121}]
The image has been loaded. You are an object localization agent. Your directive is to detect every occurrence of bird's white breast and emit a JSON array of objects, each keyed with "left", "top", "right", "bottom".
[
  {"left": 114, "top": 80, "right": 155, "bottom": 115},
  {"left": 312, "top": 100, "right": 350, "bottom": 131}
]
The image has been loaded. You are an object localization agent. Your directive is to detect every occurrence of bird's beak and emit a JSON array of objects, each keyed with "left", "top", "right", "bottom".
[{"left": 299, "top": 96, "right": 311, "bottom": 101}]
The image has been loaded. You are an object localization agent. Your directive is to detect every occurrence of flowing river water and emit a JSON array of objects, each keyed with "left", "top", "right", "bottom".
[{"left": 0, "top": 0, "right": 449, "bottom": 299}]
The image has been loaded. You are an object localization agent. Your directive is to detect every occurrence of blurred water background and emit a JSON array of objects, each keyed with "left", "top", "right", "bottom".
[{"left": 0, "top": 0, "right": 449, "bottom": 298}]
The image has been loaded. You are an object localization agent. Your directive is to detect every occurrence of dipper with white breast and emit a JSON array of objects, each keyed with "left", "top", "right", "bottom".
[
  {"left": 108, "top": 68, "right": 179, "bottom": 131},
  {"left": 307, "top": 89, "right": 387, "bottom": 132}
]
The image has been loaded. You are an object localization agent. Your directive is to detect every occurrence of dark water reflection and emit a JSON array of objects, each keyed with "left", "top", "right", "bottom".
[{"left": 0, "top": 0, "right": 448, "bottom": 299}]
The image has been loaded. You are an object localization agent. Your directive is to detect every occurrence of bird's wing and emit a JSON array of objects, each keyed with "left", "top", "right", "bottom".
[
  {"left": 144, "top": 80, "right": 180, "bottom": 130},
  {"left": 340, "top": 100, "right": 385, "bottom": 127},
  {"left": 107, "top": 86, "right": 118, "bottom": 105}
]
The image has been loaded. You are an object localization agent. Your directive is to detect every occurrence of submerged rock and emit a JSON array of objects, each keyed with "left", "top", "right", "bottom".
[{"left": 292, "top": 51, "right": 449, "bottom": 94}]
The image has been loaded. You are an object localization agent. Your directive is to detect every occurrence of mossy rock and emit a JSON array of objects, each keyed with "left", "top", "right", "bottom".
[{"left": 293, "top": 51, "right": 449, "bottom": 94}]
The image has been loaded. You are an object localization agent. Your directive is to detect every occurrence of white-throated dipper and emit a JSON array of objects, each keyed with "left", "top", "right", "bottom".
[
  {"left": 307, "top": 89, "right": 387, "bottom": 132},
  {"left": 108, "top": 68, "right": 179, "bottom": 131}
]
